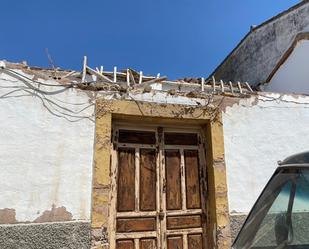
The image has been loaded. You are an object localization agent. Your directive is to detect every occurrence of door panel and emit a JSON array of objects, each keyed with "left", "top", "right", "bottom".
[
  {"left": 117, "top": 217, "right": 156, "bottom": 232},
  {"left": 188, "top": 234, "right": 203, "bottom": 249},
  {"left": 140, "top": 238, "right": 157, "bottom": 249},
  {"left": 167, "top": 236, "right": 184, "bottom": 249},
  {"left": 140, "top": 149, "right": 157, "bottom": 211},
  {"left": 117, "top": 148, "right": 135, "bottom": 212},
  {"left": 116, "top": 240, "right": 134, "bottom": 249},
  {"left": 167, "top": 215, "right": 202, "bottom": 230},
  {"left": 184, "top": 150, "right": 201, "bottom": 209},
  {"left": 165, "top": 150, "right": 182, "bottom": 210},
  {"left": 164, "top": 132, "right": 198, "bottom": 146},
  {"left": 118, "top": 130, "right": 156, "bottom": 144}
]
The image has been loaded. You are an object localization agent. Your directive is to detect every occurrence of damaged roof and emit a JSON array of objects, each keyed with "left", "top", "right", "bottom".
[{"left": 1, "top": 58, "right": 255, "bottom": 97}]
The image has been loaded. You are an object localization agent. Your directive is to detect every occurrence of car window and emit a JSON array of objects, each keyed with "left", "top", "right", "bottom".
[
  {"left": 251, "top": 181, "right": 292, "bottom": 248},
  {"left": 233, "top": 168, "right": 309, "bottom": 249},
  {"left": 289, "top": 171, "right": 309, "bottom": 246}
]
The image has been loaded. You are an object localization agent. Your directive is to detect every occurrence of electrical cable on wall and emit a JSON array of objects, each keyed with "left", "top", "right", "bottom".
[
  {"left": 0, "top": 67, "right": 95, "bottom": 122},
  {"left": 1, "top": 67, "right": 74, "bottom": 87}
]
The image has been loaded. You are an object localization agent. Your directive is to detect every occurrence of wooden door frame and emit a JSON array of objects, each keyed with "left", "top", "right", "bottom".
[
  {"left": 92, "top": 99, "right": 231, "bottom": 249},
  {"left": 111, "top": 124, "right": 207, "bottom": 249}
]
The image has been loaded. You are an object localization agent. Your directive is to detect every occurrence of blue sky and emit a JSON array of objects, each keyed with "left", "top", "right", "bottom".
[{"left": 0, "top": 0, "right": 300, "bottom": 79}]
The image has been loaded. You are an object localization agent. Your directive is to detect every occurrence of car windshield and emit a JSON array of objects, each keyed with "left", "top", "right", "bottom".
[{"left": 233, "top": 168, "right": 309, "bottom": 249}]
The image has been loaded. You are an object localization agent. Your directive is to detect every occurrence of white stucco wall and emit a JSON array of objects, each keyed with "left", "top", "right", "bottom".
[
  {"left": 223, "top": 92, "right": 309, "bottom": 214},
  {"left": 267, "top": 40, "right": 309, "bottom": 94},
  {"left": 2, "top": 65, "right": 309, "bottom": 223},
  {"left": 0, "top": 69, "right": 95, "bottom": 222}
]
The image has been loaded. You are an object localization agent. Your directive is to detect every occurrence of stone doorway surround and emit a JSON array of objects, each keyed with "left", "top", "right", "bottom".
[{"left": 92, "top": 99, "right": 231, "bottom": 249}]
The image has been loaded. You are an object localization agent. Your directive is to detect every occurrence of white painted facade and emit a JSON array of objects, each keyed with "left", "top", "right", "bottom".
[
  {"left": 1, "top": 66, "right": 309, "bottom": 223},
  {"left": 223, "top": 93, "right": 309, "bottom": 214},
  {"left": 0, "top": 69, "right": 95, "bottom": 222},
  {"left": 267, "top": 39, "right": 309, "bottom": 94}
]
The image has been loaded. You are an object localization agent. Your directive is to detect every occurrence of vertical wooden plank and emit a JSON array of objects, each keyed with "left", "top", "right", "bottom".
[
  {"left": 229, "top": 81, "right": 234, "bottom": 93},
  {"left": 183, "top": 234, "right": 188, "bottom": 249},
  {"left": 158, "top": 127, "right": 166, "bottom": 249},
  {"left": 127, "top": 69, "right": 130, "bottom": 86},
  {"left": 167, "top": 236, "right": 183, "bottom": 249},
  {"left": 116, "top": 239, "right": 134, "bottom": 249},
  {"left": 180, "top": 149, "right": 187, "bottom": 210},
  {"left": 156, "top": 140, "right": 161, "bottom": 249},
  {"left": 135, "top": 238, "right": 140, "bottom": 249},
  {"left": 140, "top": 238, "right": 157, "bottom": 249},
  {"left": 135, "top": 149, "right": 140, "bottom": 212},
  {"left": 82, "top": 56, "right": 87, "bottom": 83},
  {"left": 117, "top": 148, "right": 135, "bottom": 211},
  {"left": 188, "top": 234, "right": 203, "bottom": 249},
  {"left": 140, "top": 149, "right": 157, "bottom": 211},
  {"left": 212, "top": 76, "right": 216, "bottom": 92},
  {"left": 139, "top": 71, "right": 143, "bottom": 84},
  {"left": 165, "top": 150, "right": 182, "bottom": 210},
  {"left": 114, "top": 66, "right": 117, "bottom": 82},
  {"left": 220, "top": 80, "right": 225, "bottom": 93},
  {"left": 184, "top": 150, "right": 201, "bottom": 209},
  {"left": 197, "top": 139, "right": 208, "bottom": 249},
  {"left": 109, "top": 145, "right": 118, "bottom": 249}
]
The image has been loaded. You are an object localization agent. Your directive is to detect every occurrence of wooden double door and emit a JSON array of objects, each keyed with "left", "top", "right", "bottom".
[{"left": 111, "top": 126, "right": 207, "bottom": 249}]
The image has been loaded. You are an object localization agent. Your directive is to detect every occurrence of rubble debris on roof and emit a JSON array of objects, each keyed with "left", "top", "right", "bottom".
[{"left": 0, "top": 57, "right": 255, "bottom": 97}]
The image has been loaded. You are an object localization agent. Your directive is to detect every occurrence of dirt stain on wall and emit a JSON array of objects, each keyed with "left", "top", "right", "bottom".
[
  {"left": 0, "top": 208, "right": 17, "bottom": 224},
  {"left": 34, "top": 205, "right": 73, "bottom": 223}
]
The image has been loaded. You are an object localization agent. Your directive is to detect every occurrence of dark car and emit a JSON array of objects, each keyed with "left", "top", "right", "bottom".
[{"left": 232, "top": 152, "right": 309, "bottom": 249}]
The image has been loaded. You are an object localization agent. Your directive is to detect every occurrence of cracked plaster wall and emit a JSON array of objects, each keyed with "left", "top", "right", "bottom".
[
  {"left": 223, "top": 93, "right": 309, "bottom": 215},
  {"left": 0, "top": 70, "right": 95, "bottom": 223}
]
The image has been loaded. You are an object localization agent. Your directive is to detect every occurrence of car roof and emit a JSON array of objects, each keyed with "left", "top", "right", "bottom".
[{"left": 279, "top": 151, "right": 309, "bottom": 166}]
